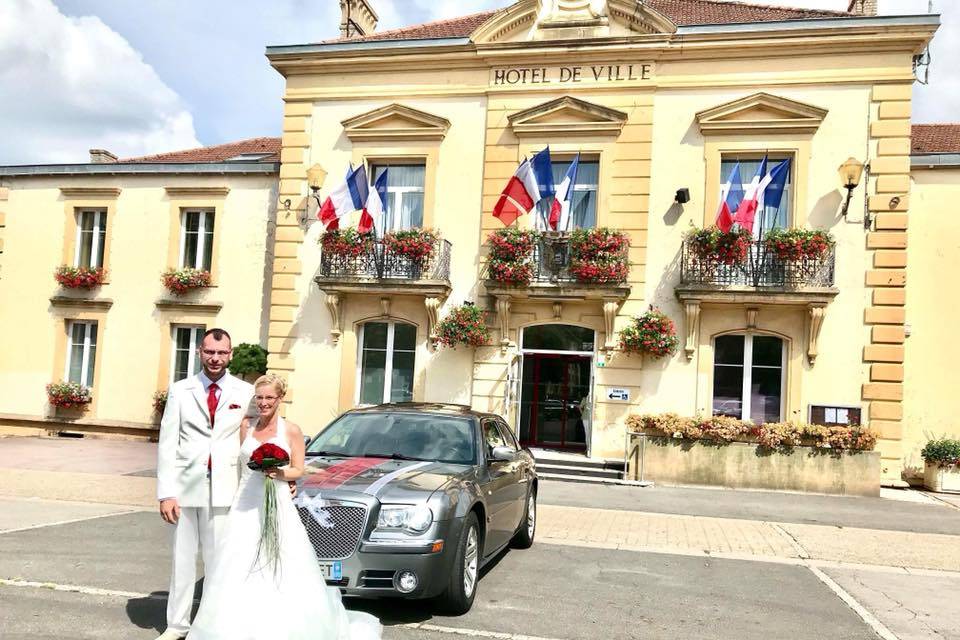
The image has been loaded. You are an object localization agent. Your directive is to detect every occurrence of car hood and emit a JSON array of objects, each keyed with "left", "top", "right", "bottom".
[{"left": 301, "top": 456, "right": 472, "bottom": 502}]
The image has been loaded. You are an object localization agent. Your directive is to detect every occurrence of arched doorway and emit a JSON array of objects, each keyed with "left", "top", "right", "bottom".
[{"left": 515, "top": 324, "right": 595, "bottom": 452}]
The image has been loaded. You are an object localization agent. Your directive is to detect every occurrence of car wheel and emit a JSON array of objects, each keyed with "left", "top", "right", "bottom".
[
  {"left": 436, "top": 511, "right": 481, "bottom": 615},
  {"left": 511, "top": 488, "right": 536, "bottom": 549}
]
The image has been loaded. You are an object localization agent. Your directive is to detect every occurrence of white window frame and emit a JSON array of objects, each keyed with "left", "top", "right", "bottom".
[
  {"left": 534, "top": 158, "right": 599, "bottom": 231},
  {"left": 712, "top": 333, "right": 787, "bottom": 423},
  {"left": 74, "top": 209, "right": 106, "bottom": 268},
  {"left": 371, "top": 164, "right": 426, "bottom": 232},
  {"left": 169, "top": 325, "right": 205, "bottom": 384},
  {"left": 178, "top": 209, "right": 214, "bottom": 270},
  {"left": 719, "top": 155, "right": 793, "bottom": 238},
  {"left": 355, "top": 321, "right": 417, "bottom": 405},
  {"left": 65, "top": 320, "right": 97, "bottom": 387}
]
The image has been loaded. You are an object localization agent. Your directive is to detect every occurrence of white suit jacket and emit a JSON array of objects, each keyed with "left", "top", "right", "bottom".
[{"left": 156, "top": 372, "right": 255, "bottom": 508}]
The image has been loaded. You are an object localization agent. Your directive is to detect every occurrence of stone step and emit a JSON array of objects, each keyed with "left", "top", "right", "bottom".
[
  {"left": 539, "top": 472, "right": 652, "bottom": 487},
  {"left": 536, "top": 462, "right": 623, "bottom": 479},
  {"left": 531, "top": 454, "right": 626, "bottom": 472}
]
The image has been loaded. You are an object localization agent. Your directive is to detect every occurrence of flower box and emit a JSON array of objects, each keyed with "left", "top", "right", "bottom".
[
  {"left": 162, "top": 268, "right": 211, "bottom": 295},
  {"left": 319, "top": 229, "right": 371, "bottom": 259},
  {"left": 383, "top": 228, "right": 439, "bottom": 264},
  {"left": 47, "top": 381, "right": 92, "bottom": 410},
  {"left": 55, "top": 265, "right": 106, "bottom": 289},
  {"left": 764, "top": 228, "right": 834, "bottom": 262},
  {"left": 568, "top": 227, "right": 629, "bottom": 284},
  {"left": 685, "top": 227, "right": 751, "bottom": 266},
  {"left": 924, "top": 462, "right": 960, "bottom": 493},
  {"left": 434, "top": 303, "right": 489, "bottom": 349},
  {"left": 487, "top": 228, "right": 539, "bottom": 285},
  {"left": 921, "top": 439, "right": 960, "bottom": 492}
]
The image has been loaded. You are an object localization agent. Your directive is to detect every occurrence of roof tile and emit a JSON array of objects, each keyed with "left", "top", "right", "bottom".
[
  {"left": 912, "top": 124, "right": 960, "bottom": 154},
  {"left": 121, "top": 137, "right": 281, "bottom": 163},
  {"left": 330, "top": 0, "right": 850, "bottom": 44}
]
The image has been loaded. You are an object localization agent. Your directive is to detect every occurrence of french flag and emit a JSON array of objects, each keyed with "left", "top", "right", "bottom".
[
  {"left": 492, "top": 158, "right": 542, "bottom": 226},
  {"left": 362, "top": 170, "right": 388, "bottom": 235},
  {"left": 733, "top": 157, "right": 768, "bottom": 234},
  {"left": 715, "top": 162, "right": 744, "bottom": 233},
  {"left": 734, "top": 157, "right": 791, "bottom": 235},
  {"left": 549, "top": 154, "right": 580, "bottom": 231},
  {"left": 318, "top": 165, "right": 369, "bottom": 231}
]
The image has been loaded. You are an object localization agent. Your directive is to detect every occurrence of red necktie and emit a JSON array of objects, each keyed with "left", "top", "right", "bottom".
[
  {"left": 206, "top": 383, "right": 219, "bottom": 473},
  {"left": 207, "top": 383, "right": 219, "bottom": 428}
]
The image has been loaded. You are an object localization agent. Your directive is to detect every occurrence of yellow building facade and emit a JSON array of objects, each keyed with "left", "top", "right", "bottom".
[{"left": 1, "top": 0, "right": 957, "bottom": 488}]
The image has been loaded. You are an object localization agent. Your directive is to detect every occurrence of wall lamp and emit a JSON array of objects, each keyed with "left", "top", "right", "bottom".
[
  {"left": 305, "top": 164, "right": 328, "bottom": 225},
  {"left": 838, "top": 157, "right": 865, "bottom": 218}
]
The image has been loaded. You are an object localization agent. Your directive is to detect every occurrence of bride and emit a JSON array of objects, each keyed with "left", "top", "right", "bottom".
[{"left": 189, "top": 373, "right": 382, "bottom": 640}]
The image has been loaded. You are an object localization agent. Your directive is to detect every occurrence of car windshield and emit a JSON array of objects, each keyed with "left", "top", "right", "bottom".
[{"left": 306, "top": 412, "right": 477, "bottom": 465}]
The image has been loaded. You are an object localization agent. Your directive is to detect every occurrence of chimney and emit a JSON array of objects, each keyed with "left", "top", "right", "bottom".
[
  {"left": 847, "top": 0, "right": 878, "bottom": 16},
  {"left": 339, "top": 0, "right": 378, "bottom": 38},
  {"left": 89, "top": 149, "right": 118, "bottom": 164}
]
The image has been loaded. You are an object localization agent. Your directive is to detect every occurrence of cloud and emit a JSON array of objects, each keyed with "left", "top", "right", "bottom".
[{"left": 0, "top": 0, "right": 200, "bottom": 164}]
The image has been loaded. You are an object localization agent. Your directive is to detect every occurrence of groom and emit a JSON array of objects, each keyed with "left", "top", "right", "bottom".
[{"left": 155, "top": 328, "right": 255, "bottom": 640}]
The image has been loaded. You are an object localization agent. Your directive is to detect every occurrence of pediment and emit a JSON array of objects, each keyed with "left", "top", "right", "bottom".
[
  {"left": 508, "top": 96, "right": 627, "bottom": 137},
  {"left": 472, "top": 0, "right": 675, "bottom": 45},
  {"left": 696, "top": 93, "right": 828, "bottom": 136},
  {"left": 341, "top": 104, "right": 451, "bottom": 142}
]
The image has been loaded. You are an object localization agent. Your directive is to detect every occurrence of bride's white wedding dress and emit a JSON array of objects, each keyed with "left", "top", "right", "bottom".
[{"left": 188, "top": 417, "right": 382, "bottom": 640}]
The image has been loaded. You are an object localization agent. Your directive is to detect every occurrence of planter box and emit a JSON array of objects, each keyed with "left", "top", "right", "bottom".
[
  {"left": 626, "top": 435, "right": 880, "bottom": 497},
  {"left": 923, "top": 461, "right": 960, "bottom": 493}
]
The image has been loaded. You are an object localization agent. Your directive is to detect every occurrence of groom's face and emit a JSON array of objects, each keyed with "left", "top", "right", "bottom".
[{"left": 198, "top": 334, "right": 232, "bottom": 379}]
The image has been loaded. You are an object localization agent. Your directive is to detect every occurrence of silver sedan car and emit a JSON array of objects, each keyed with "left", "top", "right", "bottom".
[{"left": 297, "top": 403, "right": 538, "bottom": 614}]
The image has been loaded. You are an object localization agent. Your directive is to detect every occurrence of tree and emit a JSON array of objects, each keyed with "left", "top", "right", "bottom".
[{"left": 229, "top": 343, "right": 268, "bottom": 380}]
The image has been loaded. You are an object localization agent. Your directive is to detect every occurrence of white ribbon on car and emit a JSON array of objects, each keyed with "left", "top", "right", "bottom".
[
  {"left": 293, "top": 491, "right": 335, "bottom": 529},
  {"left": 362, "top": 461, "right": 432, "bottom": 497}
]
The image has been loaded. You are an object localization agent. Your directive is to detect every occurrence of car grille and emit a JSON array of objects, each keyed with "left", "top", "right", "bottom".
[{"left": 297, "top": 505, "right": 367, "bottom": 560}]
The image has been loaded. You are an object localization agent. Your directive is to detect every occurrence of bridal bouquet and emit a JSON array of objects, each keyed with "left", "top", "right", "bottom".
[{"left": 248, "top": 443, "right": 290, "bottom": 574}]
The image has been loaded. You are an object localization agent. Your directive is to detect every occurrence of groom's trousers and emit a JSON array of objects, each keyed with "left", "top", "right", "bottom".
[{"left": 167, "top": 503, "right": 229, "bottom": 635}]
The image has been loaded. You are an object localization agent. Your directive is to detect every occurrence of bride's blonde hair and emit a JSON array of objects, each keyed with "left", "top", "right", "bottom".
[{"left": 253, "top": 373, "right": 287, "bottom": 398}]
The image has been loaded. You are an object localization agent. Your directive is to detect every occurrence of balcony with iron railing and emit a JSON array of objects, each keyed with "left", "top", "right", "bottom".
[
  {"left": 674, "top": 236, "right": 840, "bottom": 364},
  {"left": 314, "top": 237, "right": 452, "bottom": 344}
]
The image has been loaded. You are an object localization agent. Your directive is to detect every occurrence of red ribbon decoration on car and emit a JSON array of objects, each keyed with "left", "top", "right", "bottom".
[{"left": 303, "top": 458, "right": 386, "bottom": 489}]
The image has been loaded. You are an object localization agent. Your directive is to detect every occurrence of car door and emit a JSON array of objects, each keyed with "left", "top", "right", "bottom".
[
  {"left": 495, "top": 420, "right": 527, "bottom": 531},
  {"left": 479, "top": 418, "right": 519, "bottom": 553}
]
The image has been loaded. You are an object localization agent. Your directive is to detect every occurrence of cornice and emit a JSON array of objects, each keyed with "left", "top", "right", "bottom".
[
  {"left": 164, "top": 186, "right": 230, "bottom": 198},
  {"left": 59, "top": 187, "right": 121, "bottom": 199}
]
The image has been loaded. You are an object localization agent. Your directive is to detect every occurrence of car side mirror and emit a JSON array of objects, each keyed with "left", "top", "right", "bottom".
[
  {"left": 303, "top": 435, "right": 311, "bottom": 446},
  {"left": 489, "top": 446, "right": 516, "bottom": 463}
]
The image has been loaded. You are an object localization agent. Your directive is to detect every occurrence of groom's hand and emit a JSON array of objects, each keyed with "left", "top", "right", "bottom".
[
  {"left": 159, "top": 498, "right": 181, "bottom": 525},
  {"left": 289, "top": 481, "right": 297, "bottom": 499}
]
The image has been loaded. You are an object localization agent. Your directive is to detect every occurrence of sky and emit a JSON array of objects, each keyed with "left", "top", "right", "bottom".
[{"left": 0, "top": 0, "right": 955, "bottom": 164}]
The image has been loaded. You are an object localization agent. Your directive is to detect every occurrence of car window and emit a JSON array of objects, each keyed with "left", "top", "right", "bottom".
[
  {"left": 307, "top": 412, "right": 477, "bottom": 465},
  {"left": 482, "top": 419, "right": 508, "bottom": 451},
  {"left": 496, "top": 421, "right": 520, "bottom": 450}
]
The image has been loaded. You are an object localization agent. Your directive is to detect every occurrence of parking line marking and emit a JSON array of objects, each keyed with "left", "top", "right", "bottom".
[
  {"left": 400, "top": 622, "right": 567, "bottom": 640},
  {"left": 0, "top": 509, "right": 142, "bottom": 535},
  {"left": 805, "top": 565, "right": 900, "bottom": 640},
  {"left": 0, "top": 579, "right": 571, "bottom": 640},
  {"left": 0, "top": 578, "right": 158, "bottom": 600}
]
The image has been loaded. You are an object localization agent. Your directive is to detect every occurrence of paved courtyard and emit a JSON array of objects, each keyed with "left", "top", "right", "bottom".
[{"left": 2, "top": 435, "right": 960, "bottom": 639}]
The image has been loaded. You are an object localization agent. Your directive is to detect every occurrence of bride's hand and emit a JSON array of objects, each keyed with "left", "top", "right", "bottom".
[{"left": 265, "top": 467, "right": 285, "bottom": 481}]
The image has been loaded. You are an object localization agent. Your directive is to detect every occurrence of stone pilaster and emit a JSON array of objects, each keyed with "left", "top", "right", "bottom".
[{"left": 863, "top": 83, "right": 911, "bottom": 485}]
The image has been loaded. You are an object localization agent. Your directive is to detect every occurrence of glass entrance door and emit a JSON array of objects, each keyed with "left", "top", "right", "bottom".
[{"left": 519, "top": 353, "right": 591, "bottom": 451}]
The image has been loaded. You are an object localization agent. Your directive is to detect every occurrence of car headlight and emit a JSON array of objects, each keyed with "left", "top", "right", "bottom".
[{"left": 377, "top": 505, "right": 433, "bottom": 533}]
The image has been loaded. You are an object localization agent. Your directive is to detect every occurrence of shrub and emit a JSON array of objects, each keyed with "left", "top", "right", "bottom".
[
  {"left": 684, "top": 227, "right": 752, "bottom": 265},
  {"left": 55, "top": 265, "right": 106, "bottom": 289},
  {"left": 568, "top": 227, "right": 629, "bottom": 284},
  {"left": 383, "top": 228, "right": 439, "bottom": 264},
  {"left": 764, "top": 228, "right": 835, "bottom": 261},
  {"left": 229, "top": 343, "right": 268, "bottom": 378},
  {"left": 319, "top": 228, "right": 371, "bottom": 259},
  {"left": 153, "top": 390, "right": 168, "bottom": 415},
  {"left": 618, "top": 308, "right": 678, "bottom": 358},
  {"left": 487, "top": 228, "right": 539, "bottom": 285},
  {"left": 921, "top": 439, "right": 960, "bottom": 467},
  {"left": 162, "top": 268, "right": 211, "bottom": 295},
  {"left": 435, "top": 303, "right": 490, "bottom": 349},
  {"left": 626, "top": 412, "right": 878, "bottom": 452},
  {"left": 46, "top": 381, "right": 92, "bottom": 409}
]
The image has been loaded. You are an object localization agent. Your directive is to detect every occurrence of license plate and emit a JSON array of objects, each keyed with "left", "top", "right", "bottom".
[{"left": 319, "top": 561, "right": 343, "bottom": 581}]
